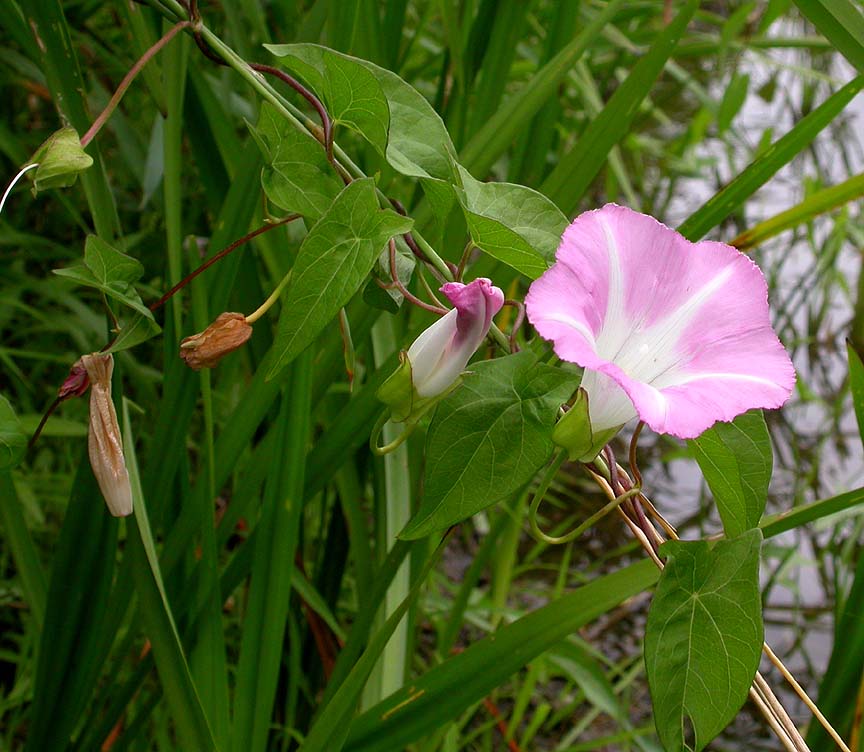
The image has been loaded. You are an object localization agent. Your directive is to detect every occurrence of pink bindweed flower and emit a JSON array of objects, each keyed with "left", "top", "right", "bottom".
[
  {"left": 526, "top": 204, "right": 795, "bottom": 440},
  {"left": 408, "top": 278, "right": 505, "bottom": 398}
]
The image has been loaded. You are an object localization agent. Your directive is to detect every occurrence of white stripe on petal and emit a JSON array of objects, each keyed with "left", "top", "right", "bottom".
[
  {"left": 538, "top": 313, "right": 597, "bottom": 348},
  {"left": 656, "top": 371, "right": 786, "bottom": 390},
  {"left": 598, "top": 214, "right": 629, "bottom": 359},
  {"left": 606, "top": 264, "right": 734, "bottom": 386}
]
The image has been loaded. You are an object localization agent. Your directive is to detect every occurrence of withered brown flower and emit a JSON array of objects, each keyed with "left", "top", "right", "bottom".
[
  {"left": 58, "top": 359, "right": 89, "bottom": 400},
  {"left": 81, "top": 353, "right": 133, "bottom": 517},
  {"left": 179, "top": 312, "right": 252, "bottom": 370}
]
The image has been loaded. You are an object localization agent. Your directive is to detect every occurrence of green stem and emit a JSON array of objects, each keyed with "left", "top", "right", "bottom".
[
  {"left": 245, "top": 269, "right": 292, "bottom": 323},
  {"left": 528, "top": 452, "right": 643, "bottom": 546}
]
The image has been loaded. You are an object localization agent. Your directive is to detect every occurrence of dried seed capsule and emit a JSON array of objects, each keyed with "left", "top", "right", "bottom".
[{"left": 179, "top": 312, "right": 252, "bottom": 370}]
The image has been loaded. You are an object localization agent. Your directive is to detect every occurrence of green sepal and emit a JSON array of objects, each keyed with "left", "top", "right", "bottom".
[
  {"left": 552, "top": 387, "right": 621, "bottom": 462},
  {"left": 376, "top": 351, "right": 416, "bottom": 423},
  {"left": 28, "top": 127, "right": 93, "bottom": 194},
  {"left": 376, "top": 351, "right": 466, "bottom": 425}
]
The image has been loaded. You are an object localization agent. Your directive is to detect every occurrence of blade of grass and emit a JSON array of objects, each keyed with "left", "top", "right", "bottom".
[
  {"left": 300, "top": 531, "right": 453, "bottom": 752},
  {"left": 461, "top": 0, "right": 625, "bottom": 179},
  {"left": 541, "top": 0, "right": 699, "bottom": 214},
  {"left": 677, "top": 75, "right": 864, "bottom": 240},
  {"left": 343, "top": 559, "right": 660, "bottom": 752},
  {"left": 806, "top": 545, "right": 864, "bottom": 749},
  {"left": 465, "top": 0, "right": 529, "bottom": 141},
  {"left": 0, "top": 471, "right": 46, "bottom": 631},
  {"left": 370, "top": 316, "right": 411, "bottom": 700},
  {"left": 731, "top": 172, "right": 864, "bottom": 250},
  {"left": 122, "top": 399, "right": 218, "bottom": 751},
  {"left": 793, "top": 0, "right": 864, "bottom": 74},
  {"left": 231, "top": 351, "right": 312, "bottom": 752},
  {"left": 507, "top": 1, "right": 582, "bottom": 185},
  {"left": 759, "top": 487, "right": 864, "bottom": 538},
  {"left": 188, "top": 247, "right": 230, "bottom": 748},
  {"left": 24, "top": 449, "right": 118, "bottom": 752}
]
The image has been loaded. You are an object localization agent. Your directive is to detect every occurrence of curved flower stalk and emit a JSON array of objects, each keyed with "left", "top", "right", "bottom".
[
  {"left": 374, "top": 278, "right": 504, "bottom": 452},
  {"left": 526, "top": 204, "right": 795, "bottom": 444}
]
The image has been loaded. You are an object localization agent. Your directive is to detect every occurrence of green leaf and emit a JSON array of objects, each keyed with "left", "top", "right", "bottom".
[
  {"left": 541, "top": 0, "right": 700, "bottom": 213},
  {"left": 355, "top": 56, "right": 456, "bottom": 181},
  {"left": 267, "top": 178, "right": 412, "bottom": 378},
  {"left": 28, "top": 126, "right": 93, "bottom": 193},
  {"left": 793, "top": 0, "right": 864, "bottom": 74},
  {"left": 689, "top": 411, "right": 773, "bottom": 537},
  {"left": 400, "top": 351, "right": 576, "bottom": 539},
  {"left": 262, "top": 43, "right": 389, "bottom": 153},
  {"left": 54, "top": 235, "right": 153, "bottom": 319},
  {"left": 252, "top": 100, "right": 344, "bottom": 220},
  {"left": 343, "top": 559, "right": 659, "bottom": 752},
  {"left": 0, "top": 395, "right": 27, "bottom": 471},
  {"left": 265, "top": 43, "right": 457, "bottom": 182},
  {"left": 105, "top": 313, "right": 162, "bottom": 354},
  {"left": 717, "top": 72, "right": 749, "bottom": 134},
  {"left": 455, "top": 165, "right": 566, "bottom": 278},
  {"left": 645, "top": 530, "right": 764, "bottom": 752},
  {"left": 364, "top": 238, "right": 415, "bottom": 313},
  {"left": 84, "top": 234, "right": 143, "bottom": 287}
]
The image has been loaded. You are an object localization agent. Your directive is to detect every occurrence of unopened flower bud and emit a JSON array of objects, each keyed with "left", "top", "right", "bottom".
[
  {"left": 179, "top": 312, "right": 252, "bottom": 370},
  {"left": 377, "top": 278, "right": 504, "bottom": 422},
  {"left": 81, "top": 353, "right": 133, "bottom": 517},
  {"left": 407, "top": 278, "right": 504, "bottom": 398}
]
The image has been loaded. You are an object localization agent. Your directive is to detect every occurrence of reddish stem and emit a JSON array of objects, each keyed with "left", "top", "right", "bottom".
[
  {"left": 503, "top": 299, "right": 524, "bottom": 353},
  {"left": 382, "top": 238, "right": 448, "bottom": 315},
  {"left": 81, "top": 22, "right": 191, "bottom": 148},
  {"left": 149, "top": 215, "right": 299, "bottom": 312},
  {"left": 250, "top": 63, "right": 334, "bottom": 161},
  {"left": 481, "top": 698, "right": 522, "bottom": 752}
]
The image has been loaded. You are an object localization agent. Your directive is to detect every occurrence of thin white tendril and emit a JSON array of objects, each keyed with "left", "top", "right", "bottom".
[{"left": 0, "top": 163, "right": 39, "bottom": 216}]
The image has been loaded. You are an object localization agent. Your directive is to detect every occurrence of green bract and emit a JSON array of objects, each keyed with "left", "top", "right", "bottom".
[{"left": 27, "top": 126, "right": 93, "bottom": 194}]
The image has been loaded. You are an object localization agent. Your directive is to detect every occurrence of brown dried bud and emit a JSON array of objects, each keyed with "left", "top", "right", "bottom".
[
  {"left": 179, "top": 312, "right": 252, "bottom": 370},
  {"left": 81, "top": 353, "right": 133, "bottom": 517},
  {"left": 58, "top": 360, "right": 89, "bottom": 400}
]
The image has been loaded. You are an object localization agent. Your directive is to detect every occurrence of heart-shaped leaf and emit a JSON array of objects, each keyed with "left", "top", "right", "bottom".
[
  {"left": 645, "top": 529, "right": 764, "bottom": 752},
  {"left": 401, "top": 351, "right": 576, "bottom": 539},
  {"left": 689, "top": 410, "right": 772, "bottom": 537},
  {"left": 267, "top": 178, "right": 413, "bottom": 378}
]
